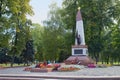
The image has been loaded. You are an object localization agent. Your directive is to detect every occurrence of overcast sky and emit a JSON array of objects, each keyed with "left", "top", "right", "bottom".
[{"left": 27, "top": 0, "right": 62, "bottom": 25}]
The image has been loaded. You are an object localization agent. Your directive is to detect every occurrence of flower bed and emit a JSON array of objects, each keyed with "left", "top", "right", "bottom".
[
  {"left": 58, "top": 65, "right": 83, "bottom": 71},
  {"left": 87, "top": 63, "right": 96, "bottom": 68},
  {"left": 23, "top": 63, "right": 86, "bottom": 72},
  {"left": 24, "top": 67, "right": 33, "bottom": 71},
  {"left": 47, "top": 63, "right": 60, "bottom": 70},
  {"left": 30, "top": 68, "right": 53, "bottom": 72},
  {"left": 24, "top": 63, "right": 60, "bottom": 72},
  {"left": 35, "top": 62, "right": 47, "bottom": 68}
]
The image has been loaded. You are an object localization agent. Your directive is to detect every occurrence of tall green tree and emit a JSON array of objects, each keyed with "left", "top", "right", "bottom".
[
  {"left": 98, "top": 0, "right": 120, "bottom": 64},
  {"left": 62, "top": 0, "right": 78, "bottom": 44},
  {"left": 42, "top": 2, "right": 66, "bottom": 61},
  {"left": 62, "top": 0, "right": 120, "bottom": 63},
  {"left": 0, "top": 0, "right": 33, "bottom": 66},
  {"left": 0, "top": 0, "right": 11, "bottom": 48},
  {"left": 110, "top": 26, "right": 120, "bottom": 64},
  {"left": 31, "top": 23, "right": 44, "bottom": 61},
  {"left": 21, "top": 40, "right": 34, "bottom": 65}
]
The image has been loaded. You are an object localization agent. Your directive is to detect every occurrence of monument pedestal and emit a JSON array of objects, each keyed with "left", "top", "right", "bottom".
[
  {"left": 64, "top": 8, "right": 94, "bottom": 66},
  {"left": 64, "top": 55, "right": 94, "bottom": 66},
  {"left": 64, "top": 45, "right": 94, "bottom": 66},
  {"left": 72, "top": 45, "right": 88, "bottom": 55}
]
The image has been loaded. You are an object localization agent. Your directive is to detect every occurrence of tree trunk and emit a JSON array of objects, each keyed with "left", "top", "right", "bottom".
[
  {"left": 95, "top": 57, "right": 98, "bottom": 64},
  {"left": 11, "top": 31, "right": 18, "bottom": 67},
  {"left": 106, "top": 55, "right": 109, "bottom": 64},
  {"left": 101, "top": 60, "right": 104, "bottom": 64},
  {"left": 94, "top": 52, "right": 99, "bottom": 64},
  {"left": 11, "top": 55, "right": 15, "bottom": 67}
]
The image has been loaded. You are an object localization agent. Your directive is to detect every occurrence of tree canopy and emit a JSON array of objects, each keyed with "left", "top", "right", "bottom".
[
  {"left": 1, "top": 0, "right": 120, "bottom": 65},
  {"left": 0, "top": 0, "right": 34, "bottom": 66}
]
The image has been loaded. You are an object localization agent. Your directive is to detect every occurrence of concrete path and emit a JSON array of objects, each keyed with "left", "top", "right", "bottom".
[{"left": 0, "top": 66, "right": 120, "bottom": 80}]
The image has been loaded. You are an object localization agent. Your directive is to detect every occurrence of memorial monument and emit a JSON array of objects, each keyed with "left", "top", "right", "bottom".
[{"left": 65, "top": 7, "right": 94, "bottom": 66}]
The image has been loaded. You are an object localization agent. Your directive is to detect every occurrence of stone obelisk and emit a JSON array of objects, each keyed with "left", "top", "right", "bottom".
[
  {"left": 65, "top": 8, "right": 94, "bottom": 66},
  {"left": 72, "top": 7, "right": 88, "bottom": 56},
  {"left": 75, "top": 7, "right": 85, "bottom": 45}
]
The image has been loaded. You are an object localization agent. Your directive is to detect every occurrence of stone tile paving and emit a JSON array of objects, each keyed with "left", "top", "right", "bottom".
[{"left": 0, "top": 66, "right": 120, "bottom": 76}]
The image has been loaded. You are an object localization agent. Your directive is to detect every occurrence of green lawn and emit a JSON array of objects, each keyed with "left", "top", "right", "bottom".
[{"left": 0, "top": 63, "right": 26, "bottom": 67}]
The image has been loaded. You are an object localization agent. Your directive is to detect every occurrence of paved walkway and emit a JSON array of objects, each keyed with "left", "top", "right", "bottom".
[
  {"left": 0, "top": 66, "right": 120, "bottom": 80},
  {"left": 0, "top": 66, "right": 120, "bottom": 76}
]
